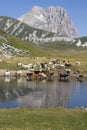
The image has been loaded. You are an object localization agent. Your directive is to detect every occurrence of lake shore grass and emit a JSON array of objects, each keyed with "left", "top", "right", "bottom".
[
  {"left": 0, "top": 108, "right": 87, "bottom": 130},
  {"left": 0, "top": 55, "right": 87, "bottom": 78}
]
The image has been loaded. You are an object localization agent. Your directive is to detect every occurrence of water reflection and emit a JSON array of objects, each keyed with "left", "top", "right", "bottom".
[
  {"left": 0, "top": 77, "right": 87, "bottom": 108},
  {"left": 4, "top": 77, "right": 10, "bottom": 83}
]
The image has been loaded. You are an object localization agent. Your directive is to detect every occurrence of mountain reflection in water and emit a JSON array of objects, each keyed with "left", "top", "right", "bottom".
[{"left": 0, "top": 77, "right": 87, "bottom": 108}]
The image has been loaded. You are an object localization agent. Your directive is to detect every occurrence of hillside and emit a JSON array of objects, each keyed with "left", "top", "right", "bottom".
[
  {"left": 40, "top": 39, "right": 87, "bottom": 51},
  {"left": 0, "top": 28, "right": 87, "bottom": 59},
  {"left": 0, "top": 30, "right": 48, "bottom": 57},
  {"left": 0, "top": 16, "right": 73, "bottom": 44},
  {"left": 0, "top": 16, "right": 87, "bottom": 59}
]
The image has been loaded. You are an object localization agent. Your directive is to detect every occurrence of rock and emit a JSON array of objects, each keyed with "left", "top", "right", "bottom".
[{"left": 18, "top": 6, "right": 79, "bottom": 38}]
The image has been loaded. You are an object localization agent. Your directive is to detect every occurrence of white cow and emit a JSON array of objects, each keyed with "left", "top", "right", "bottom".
[
  {"left": 21, "top": 63, "right": 33, "bottom": 69},
  {"left": 5, "top": 70, "right": 10, "bottom": 77}
]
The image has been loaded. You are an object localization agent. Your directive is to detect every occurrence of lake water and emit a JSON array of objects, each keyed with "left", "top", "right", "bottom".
[{"left": 0, "top": 77, "right": 87, "bottom": 108}]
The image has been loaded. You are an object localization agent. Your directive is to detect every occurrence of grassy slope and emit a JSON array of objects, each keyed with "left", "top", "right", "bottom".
[
  {"left": 40, "top": 41, "right": 87, "bottom": 59},
  {"left": 0, "top": 108, "right": 87, "bottom": 130},
  {"left": 40, "top": 40, "right": 87, "bottom": 51},
  {"left": 0, "top": 30, "right": 48, "bottom": 57},
  {"left": 8, "top": 36, "right": 48, "bottom": 57},
  {"left": 0, "top": 30, "right": 50, "bottom": 70}
]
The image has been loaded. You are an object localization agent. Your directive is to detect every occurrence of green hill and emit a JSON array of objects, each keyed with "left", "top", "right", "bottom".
[{"left": 0, "top": 30, "right": 48, "bottom": 57}]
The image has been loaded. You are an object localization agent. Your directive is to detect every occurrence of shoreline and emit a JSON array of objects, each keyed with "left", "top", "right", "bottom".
[{"left": 0, "top": 69, "right": 87, "bottom": 81}]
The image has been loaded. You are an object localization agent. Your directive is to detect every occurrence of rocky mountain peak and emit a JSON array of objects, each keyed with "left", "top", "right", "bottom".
[{"left": 18, "top": 5, "right": 79, "bottom": 38}]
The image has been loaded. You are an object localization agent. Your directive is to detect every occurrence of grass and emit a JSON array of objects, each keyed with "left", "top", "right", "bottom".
[
  {"left": 8, "top": 35, "right": 49, "bottom": 57},
  {"left": 0, "top": 50, "right": 87, "bottom": 75},
  {"left": 0, "top": 108, "right": 87, "bottom": 130},
  {"left": 0, "top": 30, "right": 48, "bottom": 57}
]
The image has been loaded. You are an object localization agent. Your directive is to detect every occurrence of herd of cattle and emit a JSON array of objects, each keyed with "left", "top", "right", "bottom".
[{"left": 5, "top": 58, "right": 84, "bottom": 82}]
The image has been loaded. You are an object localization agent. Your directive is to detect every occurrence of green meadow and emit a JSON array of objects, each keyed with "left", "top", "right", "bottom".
[{"left": 0, "top": 108, "right": 87, "bottom": 130}]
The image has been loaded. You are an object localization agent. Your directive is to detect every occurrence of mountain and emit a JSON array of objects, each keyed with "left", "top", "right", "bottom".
[
  {"left": 0, "top": 30, "right": 47, "bottom": 57},
  {"left": 0, "top": 16, "right": 87, "bottom": 52},
  {"left": 0, "top": 16, "right": 73, "bottom": 44},
  {"left": 18, "top": 6, "right": 79, "bottom": 38}
]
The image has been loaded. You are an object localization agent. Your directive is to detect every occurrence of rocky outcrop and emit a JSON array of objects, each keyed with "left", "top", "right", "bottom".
[
  {"left": 0, "top": 31, "right": 29, "bottom": 58},
  {"left": 18, "top": 6, "right": 79, "bottom": 38},
  {"left": 0, "top": 42, "right": 29, "bottom": 58}
]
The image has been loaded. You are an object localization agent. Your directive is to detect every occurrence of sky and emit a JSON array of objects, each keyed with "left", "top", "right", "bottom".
[{"left": 0, "top": 0, "right": 87, "bottom": 36}]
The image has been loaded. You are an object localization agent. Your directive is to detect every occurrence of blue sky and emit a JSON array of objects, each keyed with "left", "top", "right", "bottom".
[{"left": 0, "top": 0, "right": 87, "bottom": 36}]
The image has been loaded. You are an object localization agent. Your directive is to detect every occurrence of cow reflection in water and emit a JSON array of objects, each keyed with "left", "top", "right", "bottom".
[
  {"left": 16, "top": 77, "right": 26, "bottom": 87},
  {"left": 4, "top": 77, "right": 10, "bottom": 82}
]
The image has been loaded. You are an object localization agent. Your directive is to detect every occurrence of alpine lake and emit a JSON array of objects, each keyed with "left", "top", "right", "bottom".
[{"left": 0, "top": 76, "right": 87, "bottom": 108}]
